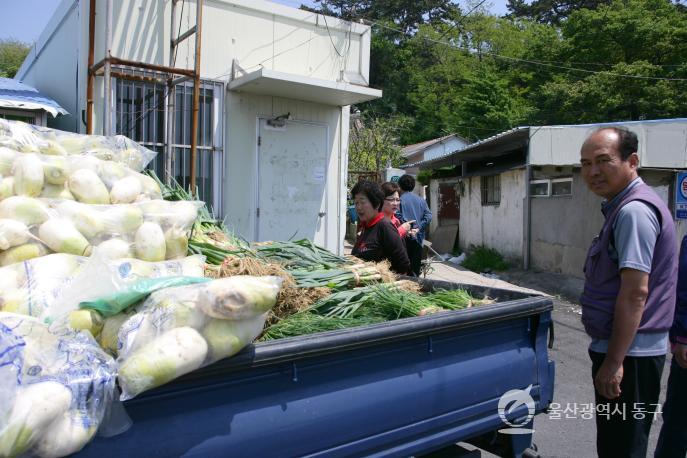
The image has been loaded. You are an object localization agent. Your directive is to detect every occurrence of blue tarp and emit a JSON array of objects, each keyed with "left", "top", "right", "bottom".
[{"left": 0, "top": 77, "right": 67, "bottom": 117}]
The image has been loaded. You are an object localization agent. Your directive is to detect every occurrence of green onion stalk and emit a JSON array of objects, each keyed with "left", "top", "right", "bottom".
[
  {"left": 260, "top": 311, "right": 385, "bottom": 341},
  {"left": 289, "top": 263, "right": 386, "bottom": 289},
  {"left": 254, "top": 239, "right": 349, "bottom": 270}
]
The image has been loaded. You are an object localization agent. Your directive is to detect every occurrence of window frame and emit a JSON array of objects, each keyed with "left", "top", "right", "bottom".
[
  {"left": 481, "top": 174, "right": 501, "bottom": 206},
  {"left": 529, "top": 179, "right": 551, "bottom": 198},
  {"left": 551, "top": 177, "right": 573, "bottom": 197}
]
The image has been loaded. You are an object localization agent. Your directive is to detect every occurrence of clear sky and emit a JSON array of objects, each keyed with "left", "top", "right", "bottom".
[{"left": 0, "top": 0, "right": 510, "bottom": 43}]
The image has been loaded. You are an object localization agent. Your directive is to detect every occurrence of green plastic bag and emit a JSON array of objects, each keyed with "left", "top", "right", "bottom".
[{"left": 79, "top": 276, "right": 210, "bottom": 317}]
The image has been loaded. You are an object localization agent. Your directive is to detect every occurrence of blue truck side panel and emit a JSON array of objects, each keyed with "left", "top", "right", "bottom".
[{"left": 79, "top": 286, "right": 554, "bottom": 458}]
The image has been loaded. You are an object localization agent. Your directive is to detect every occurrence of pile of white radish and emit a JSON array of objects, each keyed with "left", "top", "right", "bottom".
[
  {"left": 116, "top": 276, "right": 282, "bottom": 399},
  {"left": 0, "top": 253, "right": 205, "bottom": 318},
  {"left": 0, "top": 148, "right": 162, "bottom": 204},
  {"left": 0, "top": 118, "right": 156, "bottom": 171},
  {"left": 0, "top": 197, "right": 201, "bottom": 265}
]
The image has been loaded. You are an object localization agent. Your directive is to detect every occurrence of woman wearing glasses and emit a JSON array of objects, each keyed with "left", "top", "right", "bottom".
[
  {"left": 381, "top": 182, "right": 419, "bottom": 240},
  {"left": 351, "top": 181, "right": 411, "bottom": 275}
]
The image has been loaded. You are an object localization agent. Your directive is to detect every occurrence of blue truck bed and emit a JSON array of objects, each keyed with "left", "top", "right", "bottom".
[{"left": 78, "top": 280, "right": 555, "bottom": 457}]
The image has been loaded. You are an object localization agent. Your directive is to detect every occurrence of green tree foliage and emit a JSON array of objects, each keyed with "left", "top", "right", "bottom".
[
  {"left": 506, "top": 0, "right": 611, "bottom": 24},
  {"left": 310, "top": 0, "right": 687, "bottom": 156},
  {"left": 531, "top": 0, "right": 687, "bottom": 123},
  {"left": 0, "top": 39, "right": 30, "bottom": 78},
  {"left": 348, "top": 114, "right": 412, "bottom": 177},
  {"left": 309, "top": 0, "right": 460, "bottom": 34}
]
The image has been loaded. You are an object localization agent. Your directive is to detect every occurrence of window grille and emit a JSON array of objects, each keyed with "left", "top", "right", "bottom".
[
  {"left": 113, "top": 69, "right": 223, "bottom": 215},
  {"left": 481, "top": 174, "right": 501, "bottom": 206}
]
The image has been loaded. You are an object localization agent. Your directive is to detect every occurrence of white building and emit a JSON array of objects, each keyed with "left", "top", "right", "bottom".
[
  {"left": 401, "top": 134, "right": 468, "bottom": 177},
  {"left": 406, "top": 119, "right": 687, "bottom": 277},
  {"left": 16, "top": 0, "right": 381, "bottom": 254}
]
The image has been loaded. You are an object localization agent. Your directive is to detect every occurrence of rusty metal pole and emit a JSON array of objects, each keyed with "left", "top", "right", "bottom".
[
  {"left": 86, "top": 0, "right": 96, "bottom": 134},
  {"left": 165, "top": 0, "right": 178, "bottom": 186},
  {"left": 103, "top": 0, "right": 113, "bottom": 135},
  {"left": 189, "top": 0, "right": 203, "bottom": 194}
]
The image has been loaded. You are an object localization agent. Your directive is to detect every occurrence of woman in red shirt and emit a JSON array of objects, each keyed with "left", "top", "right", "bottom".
[
  {"left": 351, "top": 181, "right": 411, "bottom": 275},
  {"left": 381, "top": 182, "right": 418, "bottom": 240}
]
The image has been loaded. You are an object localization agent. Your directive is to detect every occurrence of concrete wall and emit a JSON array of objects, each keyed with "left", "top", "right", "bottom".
[
  {"left": 459, "top": 169, "right": 525, "bottom": 262},
  {"left": 530, "top": 167, "right": 686, "bottom": 277},
  {"left": 530, "top": 167, "right": 602, "bottom": 276}
]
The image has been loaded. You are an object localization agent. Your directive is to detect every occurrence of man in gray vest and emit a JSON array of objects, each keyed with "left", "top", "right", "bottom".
[{"left": 579, "top": 127, "right": 677, "bottom": 458}]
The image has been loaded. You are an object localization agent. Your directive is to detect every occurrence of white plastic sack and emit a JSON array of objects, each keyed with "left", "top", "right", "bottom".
[
  {"left": 0, "top": 313, "right": 116, "bottom": 458},
  {"left": 116, "top": 276, "right": 282, "bottom": 399}
]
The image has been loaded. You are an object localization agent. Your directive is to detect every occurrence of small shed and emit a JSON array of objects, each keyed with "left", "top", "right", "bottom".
[
  {"left": 0, "top": 77, "right": 67, "bottom": 125},
  {"left": 16, "top": 0, "right": 381, "bottom": 255},
  {"left": 405, "top": 119, "right": 687, "bottom": 277},
  {"left": 401, "top": 134, "right": 469, "bottom": 170}
]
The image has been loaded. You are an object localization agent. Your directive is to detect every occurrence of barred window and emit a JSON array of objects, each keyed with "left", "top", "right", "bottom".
[
  {"left": 481, "top": 174, "right": 500, "bottom": 206},
  {"left": 113, "top": 69, "right": 224, "bottom": 215}
]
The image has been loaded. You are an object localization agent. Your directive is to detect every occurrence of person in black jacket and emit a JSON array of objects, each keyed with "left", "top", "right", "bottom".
[{"left": 350, "top": 181, "right": 411, "bottom": 275}]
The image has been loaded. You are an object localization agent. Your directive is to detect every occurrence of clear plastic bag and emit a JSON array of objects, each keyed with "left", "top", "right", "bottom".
[
  {"left": 0, "top": 119, "right": 157, "bottom": 171},
  {"left": 0, "top": 197, "right": 202, "bottom": 263},
  {"left": 0, "top": 253, "right": 206, "bottom": 320},
  {"left": 116, "top": 276, "right": 283, "bottom": 399},
  {"left": 0, "top": 312, "right": 116, "bottom": 458},
  {"left": 0, "top": 147, "right": 162, "bottom": 203}
]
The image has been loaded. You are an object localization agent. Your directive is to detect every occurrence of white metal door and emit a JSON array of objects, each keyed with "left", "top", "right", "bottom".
[{"left": 257, "top": 119, "right": 328, "bottom": 245}]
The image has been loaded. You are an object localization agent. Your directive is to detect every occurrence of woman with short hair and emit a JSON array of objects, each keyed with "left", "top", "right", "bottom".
[
  {"left": 381, "top": 181, "right": 418, "bottom": 240},
  {"left": 351, "top": 181, "right": 411, "bottom": 275}
]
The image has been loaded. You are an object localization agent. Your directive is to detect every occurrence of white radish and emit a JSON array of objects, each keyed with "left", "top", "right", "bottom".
[
  {"left": 0, "top": 196, "right": 50, "bottom": 225},
  {"left": 68, "top": 169, "right": 110, "bottom": 204},
  {"left": 38, "top": 218, "right": 91, "bottom": 256},
  {"left": 43, "top": 156, "right": 68, "bottom": 185},
  {"left": 96, "top": 238, "right": 133, "bottom": 260},
  {"left": 0, "top": 219, "right": 30, "bottom": 250},
  {"left": 134, "top": 221, "right": 166, "bottom": 261},
  {"left": 0, "top": 243, "right": 47, "bottom": 266},
  {"left": 164, "top": 227, "right": 188, "bottom": 260},
  {"left": 13, "top": 154, "right": 44, "bottom": 197},
  {"left": 56, "top": 200, "right": 105, "bottom": 239},
  {"left": 0, "top": 147, "right": 16, "bottom": 175},
  {"left": 0, "top": 177, "right": 14, "bottom": 201},
  {"left": 110, "top": 176, "right": 142, "bottom": 204},
  {"left": 40, "top": 183, "right": 75, "bottom": 200}
]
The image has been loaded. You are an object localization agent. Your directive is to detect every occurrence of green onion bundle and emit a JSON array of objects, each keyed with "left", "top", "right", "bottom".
[
  {"left": 290, "top": 263, "right": 388, "bottom": 289},
  {"left": 260, "top": 312, "right": 385, "bottom": 341},
  {"left": 254, "top": 239, "right": 349, "bottom": 270}
]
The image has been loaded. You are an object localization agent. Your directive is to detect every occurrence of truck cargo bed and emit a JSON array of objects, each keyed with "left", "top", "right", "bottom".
[{"left": 78, "top": 280, "right": 555, "bottom": 458}]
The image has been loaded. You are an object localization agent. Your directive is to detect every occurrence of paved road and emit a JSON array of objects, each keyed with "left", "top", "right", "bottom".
[
  {"left": 424, "top": 263, "right": 672, "bottom": 458},
  {"left": 531, "top": 297, "right": 670, "bottom": 458}
]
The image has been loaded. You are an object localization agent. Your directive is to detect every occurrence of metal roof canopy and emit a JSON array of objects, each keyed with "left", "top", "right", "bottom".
[
  {"left": 0, "top": 77, "right": 67, "bottom": 117},
  {"left": 228, "top": 68, "right": 382, "bottom": 106},
  {"left": 406, "top": 127, "right": 530, "bottom": 169}
]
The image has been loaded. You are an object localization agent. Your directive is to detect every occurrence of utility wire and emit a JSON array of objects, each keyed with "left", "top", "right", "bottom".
[{"left": 322, "top": 12, "right": 344, "bottom": 57}]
